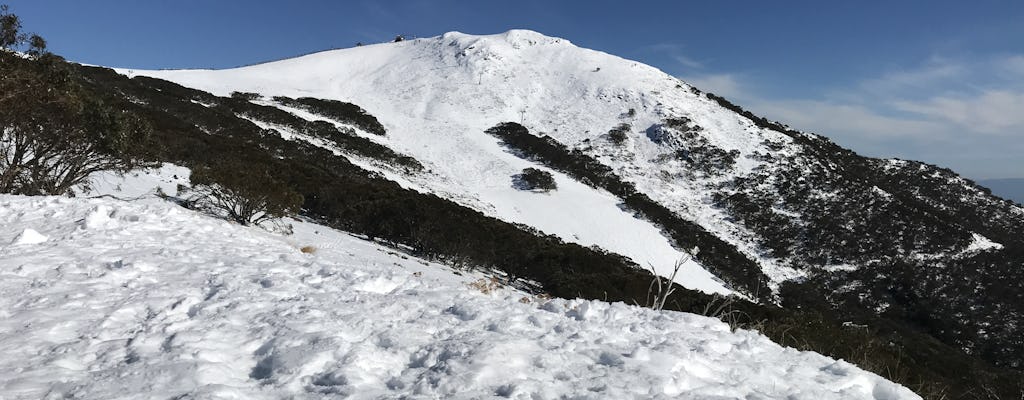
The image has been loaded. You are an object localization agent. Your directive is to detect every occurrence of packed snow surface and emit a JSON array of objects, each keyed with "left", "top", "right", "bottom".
[{"left": 0, "top": 194, "right": 920, "bottom": 399}]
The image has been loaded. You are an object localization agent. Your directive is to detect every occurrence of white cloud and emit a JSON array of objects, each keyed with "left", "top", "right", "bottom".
[
  {"left": 749, "top": 100, "right": 940, "bottom": 139},
  {"left": 893, "top": 90, "right": 1024, "bottom": 135},
  {"left": 858, "top": 58, "right": 966, "bottom": 95},
  {"left": 671, "top": 55, "right": 703, "bottom": 69},
  {"left": 997, "top": 55, "right": 1024, "bottom": 76},
  {"left": 641, "top": 43, "right": 705, "bottom": 71}
]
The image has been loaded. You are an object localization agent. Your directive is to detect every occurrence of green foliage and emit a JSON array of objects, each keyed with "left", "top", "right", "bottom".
[
  {"left": 703, "top": 87, "right": 1024, "bottom": 379},
  {"left": 513, "top": 167, "right": 556, "bottom": 191},
  {"left": 221, "top": 95, "right": 421, "bottom": 170},
  {"left": 188, "top": 161, "right": 303, "bottom": 226},
  {"left": 0, "top": 5, "right": 45, "bottom": 56},
  {"left": 0, "top": 4, "right": 22, "bottom": 50},
  {"left": 0, "top": 48, "right": 149, "bottom": 195},
  {"left": 25, "top": 33, "right": 44, "bottom": 55},
  {"left": 704, "top": 90, "right": 791, "bottom": 134},
  {"left": 485, "top": 122, "right": 771, "bottom": 301},
  {"left": 273, "top": 96, "right": 387, "bottom": 135}
]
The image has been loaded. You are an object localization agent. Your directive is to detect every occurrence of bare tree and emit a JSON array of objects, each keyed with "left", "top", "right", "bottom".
[{"left": 647, "top": 247, "right": 699, "bottom": 311}]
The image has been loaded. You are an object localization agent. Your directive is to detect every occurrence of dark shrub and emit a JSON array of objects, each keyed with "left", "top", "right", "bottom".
[
  {"left": 230, "top": 91, "right": 261, "bottom": 101},
  {"left": 607, "top": 123, "right": 630, "bottom": 145},
  {"left": 188, "top": 161, "right": 303, "bottom": 226},
  {"left": 273, "top": 96, "right": 386, "bottom": 136},
  {"left": 513, "top": 168, "right": 556, "bottom": 191},
  {"left": 485, "top": 122, "right": 770, "bottom": 301}
]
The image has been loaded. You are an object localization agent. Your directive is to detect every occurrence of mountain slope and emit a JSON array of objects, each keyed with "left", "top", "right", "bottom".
[
  {"left": 123, "top": 30, "right": 1024, "bottom": 369},
  {"left": 125, "top": 29, "right": 1023, "bottom": 288},
  {"left": 12, "top": 28, "right": 1007, "bottom": 397},
  {"left": 0, "top": 193, "right": 922, "bottom": 399},
  {"left": 124, "top": 31, "right": 743, "bottom": 295},
  {"left": 124, "top": 30, "right": 793, "bottom": 294}
]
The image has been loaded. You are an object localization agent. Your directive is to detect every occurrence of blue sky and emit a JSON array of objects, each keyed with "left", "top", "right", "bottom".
[{"left": 7, "top": 0, "right": 1024, "bottom": 179}]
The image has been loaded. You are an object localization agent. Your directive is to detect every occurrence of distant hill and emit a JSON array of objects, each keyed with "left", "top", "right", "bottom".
[{"left": 980, "top": 178, "right": 1024, "bottom": 204}]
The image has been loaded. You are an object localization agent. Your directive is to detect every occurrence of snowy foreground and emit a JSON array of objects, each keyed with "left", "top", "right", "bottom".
[{"left": 0, "top": 195, "right": 919, "bottom": 399}]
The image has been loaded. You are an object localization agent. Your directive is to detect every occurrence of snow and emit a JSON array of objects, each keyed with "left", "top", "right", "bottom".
[
  {"left": 10, "top": 228, "right": 47, "bottom": 245},
  {"left": 118, "top": 30, "right": 813, "bottom": 295},
  {"left": 76, "top": 163, "right": 191, "bottom": 200},
  {"left": 964, "top": 232, "right": 1004, "bottom": 253},
  {"left": 0, "top": 193, "right": 921, "bottom": 399}
]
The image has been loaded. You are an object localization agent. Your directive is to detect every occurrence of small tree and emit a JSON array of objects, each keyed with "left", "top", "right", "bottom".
[
  {"left": 0, "top": 5, "right": 23, "bottom": 50},
  {"left": 187, "top": 162, "right": 303, "bottom": 227},
  {"left": 513, "top": 167, "right": 557, "bottom": 192},
  {"left": 1, "top": 7, "right": 150, "bottom": 195}
]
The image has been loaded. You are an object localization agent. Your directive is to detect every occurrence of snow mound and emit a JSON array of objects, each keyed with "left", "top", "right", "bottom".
[
  {"left": 0, "top": 194, "right": 920, "bottom": 399},
  {"left": 82, "top": 204, "right": 115, "bottom": 229},
  {"left": 10, "top": 228, "right": 47, "bottom": 245}
]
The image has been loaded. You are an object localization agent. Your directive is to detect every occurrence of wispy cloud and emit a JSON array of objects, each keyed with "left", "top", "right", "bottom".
[
  {"left": 671, "top": 54, "right": 703, "bottom": 69},
  {"left": 640, "top": 43, "right": 705, "bottom": 71},
  {"left": 997, "top": 55, "right": 1024, "bottom": 76},
  {"left": 893, "top": 90, "right": 1024, "bottom": 135},
  {"left": 857, "top": 57, "right": 966, "bottom": 96},
  {"left": 750, "top": 100, "right": 940, "bottom": 139}
]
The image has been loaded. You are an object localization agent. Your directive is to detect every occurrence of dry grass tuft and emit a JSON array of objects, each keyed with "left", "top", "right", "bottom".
[{"left": 466, "top": 277, "right": 503, "bottom": 295}]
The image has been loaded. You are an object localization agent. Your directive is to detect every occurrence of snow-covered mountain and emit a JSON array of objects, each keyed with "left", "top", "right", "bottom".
[
  {"left": 123, "top": 29, "right": 1023, "bottom": 296},
  {"left": 126, "top": 30, "right": 753, "bottom": 295},
  {"left": 33, "top": 29, "right": 1021, "bottom": 397}
]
